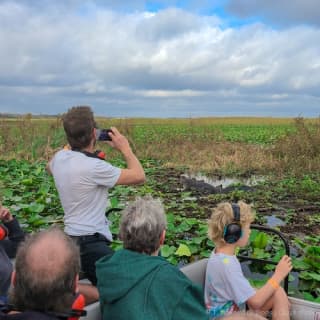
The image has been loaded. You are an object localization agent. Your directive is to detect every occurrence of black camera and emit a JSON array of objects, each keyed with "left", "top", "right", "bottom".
[{"left": 97, "top": 129, "right": 113, "bottom": 141}]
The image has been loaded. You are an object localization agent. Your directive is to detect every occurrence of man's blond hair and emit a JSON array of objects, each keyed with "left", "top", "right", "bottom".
[{"left": 208, "top": 201, "right": 255, "bottom": 247}]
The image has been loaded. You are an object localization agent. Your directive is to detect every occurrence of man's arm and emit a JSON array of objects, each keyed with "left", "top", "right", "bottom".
[
  {"left": 116, "top": 148, "right": 145, "bottom": 185},
  {"left": 107, "top": 127, "right": 145, "bottom": 185}
]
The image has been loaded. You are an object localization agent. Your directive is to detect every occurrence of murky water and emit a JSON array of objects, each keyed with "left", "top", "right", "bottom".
[
  {"left": 265, "top": 215, "right": 286, "bottom": 227},
  {"left": 185, "top": 173, "right": 265, "bottom": 188}
]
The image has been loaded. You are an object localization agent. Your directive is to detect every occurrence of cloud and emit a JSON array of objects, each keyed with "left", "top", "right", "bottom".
[
  {"left": 0, "top": 1, "right": 319, "bottom": 117},
  {"left": 225, "top": 0, "right": 320, "bottom": 27}
]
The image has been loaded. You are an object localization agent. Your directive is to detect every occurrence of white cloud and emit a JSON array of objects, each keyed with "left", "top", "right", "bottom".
[
  {"left": 137, "top": 89, "right": 206, "bottom": 97},
  {"left": 0, "top": 1, "right": 319, "bottom": 116}
]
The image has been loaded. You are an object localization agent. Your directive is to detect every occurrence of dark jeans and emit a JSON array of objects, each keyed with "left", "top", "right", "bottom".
[{"left": 70, "top": 233, "right": 113, "bottom": 286}]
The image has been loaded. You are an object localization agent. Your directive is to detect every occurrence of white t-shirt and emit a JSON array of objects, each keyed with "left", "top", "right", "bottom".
[
  {"left": 49, "top": 150, "right": 121, "bottom": 241},
  {"left": 204, "top": 251, "right": 255, "bottom": 318}
]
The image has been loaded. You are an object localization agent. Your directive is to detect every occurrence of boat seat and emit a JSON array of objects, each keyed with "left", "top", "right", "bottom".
[
  {"left": 81, "top": 301, "right": 101, "bottom": 320},
  {"left": 180, "top": 258, "right": 208, "bottom": 289}
]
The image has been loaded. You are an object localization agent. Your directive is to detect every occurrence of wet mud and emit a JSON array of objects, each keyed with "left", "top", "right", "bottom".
[{"left": 150, "top": 166, "right": 320, "bottom": 239}]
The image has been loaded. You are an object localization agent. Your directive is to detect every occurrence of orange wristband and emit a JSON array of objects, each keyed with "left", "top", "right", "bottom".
[{"left": 268, "top": 278, "right": 279, "bottom": 289}]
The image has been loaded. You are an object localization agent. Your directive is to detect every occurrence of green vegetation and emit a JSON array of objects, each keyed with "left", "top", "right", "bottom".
[{"left": 0, "top": 115, "right": 319, "bottom": 302}]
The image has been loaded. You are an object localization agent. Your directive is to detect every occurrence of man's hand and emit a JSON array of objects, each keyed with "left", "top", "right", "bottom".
[
  {"left": 106, "top": 127, "right": 132, "bottom": 155},
  {"left": 106, "top": 127, "right": 145, "bottom": 186},
  {"left": 0, "top": 206, "right": 13, "bottom": 223}
]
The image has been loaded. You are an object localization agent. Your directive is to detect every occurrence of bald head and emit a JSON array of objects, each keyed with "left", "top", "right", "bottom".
[
  {"left": 10, "top": 227, "right": 80, "bottom": 313},
  {"left": 25, "top": 228, "right": 74, "bottom": 281}
]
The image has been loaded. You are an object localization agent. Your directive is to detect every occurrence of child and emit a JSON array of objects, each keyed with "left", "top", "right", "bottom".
[
  {"left": 0, "top": 206, "right": 25, "bottom": 304},
  {"left": 205, "top": 201, "right": 292, "bottom": 320}
]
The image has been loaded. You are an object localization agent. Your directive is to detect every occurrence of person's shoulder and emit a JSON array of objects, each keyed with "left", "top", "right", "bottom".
[
  {"left": 210, "top": 252, "right": 238, "bottom": 262},
  {"left": 157, "top": 261, "right": 192, "bottom": 284},
  {"left": 50, "top": 149, "right": 72, "bottom": 163},
  {"left": 150, "top": 263, "right": 199, "bottom": 301},
  {"left": 92, "top": 157, "right": 120, "bottom": 174},
  {"left": 209, "top": 253, "right": 241, "bottom": 273},
  {"left": 93, "top": 157, "right": 113, "bottom": 167},
  {"left": 53, "top": 148, "right": 66, "bottom": 157}
]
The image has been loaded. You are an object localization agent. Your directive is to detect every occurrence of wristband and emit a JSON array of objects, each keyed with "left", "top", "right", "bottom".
[{"left": 268, "top": 278, "right": 279, "bottom": 289}]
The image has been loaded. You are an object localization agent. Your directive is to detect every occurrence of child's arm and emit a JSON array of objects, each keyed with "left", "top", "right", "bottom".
[{"left": 246, "top": 255, "right": 292, "bottom": 310}]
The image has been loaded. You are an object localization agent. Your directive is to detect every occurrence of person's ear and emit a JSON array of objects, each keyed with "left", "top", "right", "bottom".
[
  {"left": 93, "top": 128, "right": 97, "bottom": 139},
  {"left": 11, "top": 270, "right": 16, "bottom": 286},
  {"left": 74, "top": 274, "right": 79, "bottom": 293},
  {"left": 159, "top": 229, "right": 166, "bottom": 245}
]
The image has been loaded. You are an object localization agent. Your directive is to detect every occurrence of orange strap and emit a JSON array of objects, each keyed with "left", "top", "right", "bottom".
[
  {"left": 268, "top": 278, "right": 280, "bottom": 289},
  {"left": 69, "top": 293, "right": 86, "bottom": 320}
]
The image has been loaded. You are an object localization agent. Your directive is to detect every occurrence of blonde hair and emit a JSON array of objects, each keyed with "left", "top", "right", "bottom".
[{"left": 208, "top": 201, "right": 255, "bottom": 247}]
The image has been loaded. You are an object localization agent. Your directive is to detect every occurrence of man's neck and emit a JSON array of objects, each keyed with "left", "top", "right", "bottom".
[
  {"left": 82, "top": 146, "right": 94, "bottom": 153},
  {"left": 80, "top": 140, "right": 95, "bottom": 153}
]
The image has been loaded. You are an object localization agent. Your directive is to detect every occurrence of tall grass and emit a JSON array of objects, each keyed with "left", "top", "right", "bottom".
[
  {"left": 0, "top": 115, "right": 319, "bottom": 176},
  {"left": 0, "top": 116, "right": 63, "bottom": 160},
  {"left": 273, "top": 117, "right": 320, "bottom": 175}
]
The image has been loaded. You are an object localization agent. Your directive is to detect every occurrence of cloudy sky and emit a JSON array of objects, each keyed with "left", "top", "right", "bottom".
[{"left": 0, "top": 0, "right": 319, "bottom": 117}]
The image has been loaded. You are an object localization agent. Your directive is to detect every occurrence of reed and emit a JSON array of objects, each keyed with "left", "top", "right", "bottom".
[{"left": 0, "top": 115, "right": 318, "bottom": 176}]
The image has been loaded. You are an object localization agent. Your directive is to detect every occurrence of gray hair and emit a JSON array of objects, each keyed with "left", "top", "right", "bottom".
[
  {"left": 9, "top": 226, "right": 80, "bottom": 313},
  {"left": 120, "top": 195, "right": 167, "bottom": 255}
]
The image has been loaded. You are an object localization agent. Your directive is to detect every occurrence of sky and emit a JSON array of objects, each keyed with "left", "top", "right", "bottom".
[{"left": 0, "top": 0, "right": 319, "bottom": 118}]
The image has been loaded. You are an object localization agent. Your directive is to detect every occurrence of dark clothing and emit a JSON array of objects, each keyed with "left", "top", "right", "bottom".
[
  {"left": 0, "top": 249, "right": 12, "bottom": 300},
  {"left": 0, "top": 218, "right": 25, "bottom": 299},
  {"left": 96, "top": 249, "right": 209, "bottom": 320},
  {"left": 70, "top": 233, "right": 113, "bottom": 285},
  {"left": 0, "top": 311, "right": 59, "bottom": 320},
  {"left": 0, "top": 218, "right": 25, "bottom": 258},
  {"left": 0, "top": 304, "right": 83, "bottom": 320}
]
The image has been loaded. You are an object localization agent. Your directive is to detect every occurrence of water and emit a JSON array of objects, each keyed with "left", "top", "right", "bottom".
[
  {"left": 265, "top": 215, "right": 286, "bottom": 227},
  {"left": 184, "top": 173, "right": 265, "bottom": 188}
]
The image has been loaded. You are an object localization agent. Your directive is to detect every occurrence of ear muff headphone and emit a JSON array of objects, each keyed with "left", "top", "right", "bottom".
[
  {"left": 223, "top": 203, "right": 243, "bottom": 244},
  {"left": 0, "top": 225, "right": 8, "bottom": 240},
  {"left": 68, "top": 292, "right": 86, "bottom": 320},
  {"left": 48, "top": 292, "right": 87, "bottom": 320}
]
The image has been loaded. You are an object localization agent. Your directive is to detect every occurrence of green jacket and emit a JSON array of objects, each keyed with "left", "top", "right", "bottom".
[{"left": 96, "top": 249, "right": 209, "bottom": 320}]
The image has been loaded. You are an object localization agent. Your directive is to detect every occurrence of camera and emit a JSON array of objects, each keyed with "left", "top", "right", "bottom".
[{"left": 96, "top": 128, "right": 113, "bottom": 141}]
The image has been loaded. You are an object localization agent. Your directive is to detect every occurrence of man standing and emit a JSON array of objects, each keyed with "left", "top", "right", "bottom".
[{"left": 47, "top": 106, "right": 145, "bottom": 299}]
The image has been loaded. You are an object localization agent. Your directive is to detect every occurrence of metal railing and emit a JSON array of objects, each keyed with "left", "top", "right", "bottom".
[{"left": 237, "top": 224, "right": 290, "bottom": 293}]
